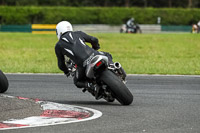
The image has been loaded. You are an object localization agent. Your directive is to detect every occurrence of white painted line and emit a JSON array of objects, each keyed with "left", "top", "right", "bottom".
[{"left": 128, "top": 74, "right": 200, "bottom": 77}]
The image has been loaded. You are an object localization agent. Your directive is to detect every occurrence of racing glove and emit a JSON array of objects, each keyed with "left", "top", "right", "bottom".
[{"left": 92, "top": 43, "right": 100, "bottom": 50}]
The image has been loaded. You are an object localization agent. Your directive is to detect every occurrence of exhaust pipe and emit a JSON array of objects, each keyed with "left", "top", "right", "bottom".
[
  {"left": 113, "top": 62, "right": 126, "bottom": 80},
  {"left": 114, "top": 62, "right": 121, "bottom": 69}
]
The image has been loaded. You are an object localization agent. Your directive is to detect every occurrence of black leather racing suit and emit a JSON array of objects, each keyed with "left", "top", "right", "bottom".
[{"left": 55, "top": 31, "right": 112, "bottom": 88}]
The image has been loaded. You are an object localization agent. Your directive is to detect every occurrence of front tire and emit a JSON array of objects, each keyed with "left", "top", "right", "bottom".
[
  {"left": 100, "top": 69, "right": 133, "bottom": 105},
  {"left": 0, "top": 70, "right": 9, "bottom": 93},
  {"left": 137, "top": 28, "right": 142, "bottom": 33}
]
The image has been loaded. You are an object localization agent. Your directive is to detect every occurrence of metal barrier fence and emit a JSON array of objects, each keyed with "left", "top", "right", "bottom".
[{"left": 0, "top": 24, "right": 193, "bottom": 33}]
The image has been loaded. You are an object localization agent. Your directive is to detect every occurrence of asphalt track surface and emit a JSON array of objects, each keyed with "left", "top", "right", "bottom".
[{"left": 1, "top": 74, "right": 200, "bottom": 133}]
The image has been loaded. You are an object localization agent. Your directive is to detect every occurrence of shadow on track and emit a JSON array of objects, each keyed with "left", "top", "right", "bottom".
[{"left": 51, "top": 100, "right": 123, "bottom": 106}]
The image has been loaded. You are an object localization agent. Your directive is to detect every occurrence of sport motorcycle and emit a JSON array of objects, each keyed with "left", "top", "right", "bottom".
[
  {"left": 120, "top": 24, "right": 142, "bottom": 33},
  {"left": 65, "top": 54, "right": 133, "bottom": 105}
]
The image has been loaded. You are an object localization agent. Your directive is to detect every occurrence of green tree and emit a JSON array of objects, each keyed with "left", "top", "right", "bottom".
[{"left": 0, "top": 0, "right": 200, "bottom": 8}]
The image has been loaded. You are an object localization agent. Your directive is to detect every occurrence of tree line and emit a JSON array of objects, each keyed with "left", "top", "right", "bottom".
[{"left": 0, "top": 0, "right": 200, "bottom": 8}]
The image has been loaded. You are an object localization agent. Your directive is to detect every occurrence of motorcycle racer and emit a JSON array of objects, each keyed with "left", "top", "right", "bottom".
[
  {"left": 126, "top": 18, "right": 135, "bottom": 33},
  {"left": 55, "top": 21, "right": 112, "bottom": 89}
]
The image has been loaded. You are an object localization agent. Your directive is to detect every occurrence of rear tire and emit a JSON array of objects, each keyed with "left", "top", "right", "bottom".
[
  {"left": 0, "top": 70, "right": 9, "bottom": 93},
  {"left": 100, "top": 69, "right": 133, "bottom": 105}
]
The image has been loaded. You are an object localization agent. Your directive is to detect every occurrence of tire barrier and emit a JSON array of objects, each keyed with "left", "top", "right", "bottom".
[{"left": 32, "top": 24, "right": 56, "bottom": 34}]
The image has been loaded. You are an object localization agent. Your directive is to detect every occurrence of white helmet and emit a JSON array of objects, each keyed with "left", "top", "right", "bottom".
[{"left": 56, "top": 21, "right": 73, "bottom": 39}]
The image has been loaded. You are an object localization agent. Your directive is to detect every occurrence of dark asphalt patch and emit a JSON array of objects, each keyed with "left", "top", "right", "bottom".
[{"left": 0, "top": 95, "right": 42, "bottom": 122}]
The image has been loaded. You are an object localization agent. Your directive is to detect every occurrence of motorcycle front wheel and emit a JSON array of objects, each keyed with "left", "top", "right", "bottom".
[
  {"left": 136, "top": 28, "right": 142, "bottom": 33},
  {"left": 0, "top": 70, "right": 9, "bottom": 93},
  {"left": 100, "top": 69, "right": 133, "bottom": 105}
]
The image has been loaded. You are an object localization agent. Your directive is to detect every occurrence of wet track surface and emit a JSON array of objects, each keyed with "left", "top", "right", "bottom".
[{"left": 2, "top": 74, "right": 200, "bottom": 133}]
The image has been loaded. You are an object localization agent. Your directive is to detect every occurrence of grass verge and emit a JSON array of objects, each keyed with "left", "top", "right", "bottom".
[{"left": 0, "top": 32, "right": 200, "bottom": 75}]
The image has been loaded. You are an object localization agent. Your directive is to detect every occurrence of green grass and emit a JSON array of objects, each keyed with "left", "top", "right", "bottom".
[{"left": 0, "top": 32, "right": 200, "bottom": 75}]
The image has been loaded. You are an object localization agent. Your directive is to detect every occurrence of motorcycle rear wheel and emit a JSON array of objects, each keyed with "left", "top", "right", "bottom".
[
  {"left": 0, "top": 70, "right": 9, "bottom": 93},
  {"left": 100, "top": 69, "right": 133, "bottom": 105}
]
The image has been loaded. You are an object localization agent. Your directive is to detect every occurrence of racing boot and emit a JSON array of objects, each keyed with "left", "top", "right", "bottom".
[{"left": 85, "top": 82, "right": 102, "bottom": 100}]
